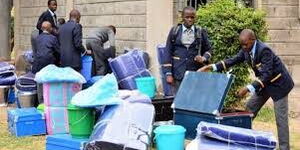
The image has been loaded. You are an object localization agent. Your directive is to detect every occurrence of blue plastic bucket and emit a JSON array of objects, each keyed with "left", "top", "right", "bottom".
[
  {"left": 135, "top": 76, "right": 156, "bottom": 98},
  {"left": 154, "top": 125, "right": 186, "bottom": 150},
  {"left": 81, "top": 56, "right": 93, "bottom": 82}
]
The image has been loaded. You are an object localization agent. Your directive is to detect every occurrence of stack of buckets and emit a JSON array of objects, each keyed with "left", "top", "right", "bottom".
[
  {"left": 135, "top": 76, "right": 156, "bottom": 98},
  {"left": 154, "top": 125, "right": 186, "bottom": 150}
]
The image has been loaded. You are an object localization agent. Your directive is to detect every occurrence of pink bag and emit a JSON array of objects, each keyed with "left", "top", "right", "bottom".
[
  {"left": 45, "top": 106, "right": 69, "bottom": 135},
  {"left": 43, "top": 82, "right": 81, "bottom": 107}
]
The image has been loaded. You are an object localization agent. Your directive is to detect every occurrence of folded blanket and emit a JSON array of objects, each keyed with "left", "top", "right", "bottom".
[
  {"left": 0, "top": 71, "right": 16, "bottom": 86},
  {"left": 16, "top": 72, "right": 37, "bottom": 91},
  {"left": 0, "top": 62, "right": 15, "bottom": 73},
  {"left": 197, "top": 122, "right": 277, "bottom": 149},
  {"left": 35, "top": 65, "right": 86, "bottom": 83},
  {"left": 71, "top": 74, "right": 122, "bottom": 107}
]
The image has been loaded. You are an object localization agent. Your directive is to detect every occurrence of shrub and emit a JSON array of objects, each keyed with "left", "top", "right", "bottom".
[{"left": 196, "top": 0, "right": 268, "bottom": 109}]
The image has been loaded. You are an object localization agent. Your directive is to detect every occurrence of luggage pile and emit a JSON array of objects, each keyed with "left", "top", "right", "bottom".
[{"left": 4, "top": 47, "right": 279, "bottom": 150}]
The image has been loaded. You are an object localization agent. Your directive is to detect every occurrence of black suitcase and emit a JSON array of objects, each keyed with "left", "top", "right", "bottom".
[{"left": 152, "top": 96, "right": 174, "bottom": 121}]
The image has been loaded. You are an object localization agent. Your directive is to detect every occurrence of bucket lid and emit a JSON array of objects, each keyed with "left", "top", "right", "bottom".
[
  {"left": 37, "top": 104, "right": 45, "bottom": 111},
  {"left": 154, "top": 125, "right": 186, "bottom": 134},
  {"left": 135, "top": 76, "right": 155, "bottom": 82}
]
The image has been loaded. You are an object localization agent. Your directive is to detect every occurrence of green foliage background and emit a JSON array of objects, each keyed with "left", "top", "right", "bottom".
[{"left": 196, "top": 0, "right": 268, "bottom": 109}]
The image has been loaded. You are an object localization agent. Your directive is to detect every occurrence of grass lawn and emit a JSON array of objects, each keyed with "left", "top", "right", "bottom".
[{"left": 0, "top": 106, "right": 299, "bottom": 150}]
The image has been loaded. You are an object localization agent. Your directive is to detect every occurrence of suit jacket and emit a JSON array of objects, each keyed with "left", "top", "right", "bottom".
[
  {"left": 32, "top": 32, "right": 60, "bottom": 74},
  {"left": 216, "top": 40, "right": 294, "bottom": 100},
  {"left": 87, "top": 27, "right": 115, "bottom": 46},
  {"left": 162, "top": 25, "right": 212, "bottom": 80},
  {"left": 59, "top": 20, "right": 86, "bottom": 70},
  {"left": 36, "top": 10, "right": 57, "bottom": 34}
]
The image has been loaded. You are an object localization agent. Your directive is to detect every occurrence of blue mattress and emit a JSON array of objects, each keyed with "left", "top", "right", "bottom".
[
  {"left": 109, "top": 50, "right": 150, "bottom": 88},
  {"left": 187, "top": 136, "right": 274, "bottom": 150},
  {"left": 197, "top": 122, "right": 277, "bottom": 149},
  {"left": 157, "top": 44, "right": 175, "bottom": 96},
  {"left": 118, "top": 70, "right": 151, "bottom": 90}
]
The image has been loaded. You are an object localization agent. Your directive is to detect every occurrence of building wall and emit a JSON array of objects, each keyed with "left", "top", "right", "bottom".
[
  {"left": 258, "top": 0, "right": 300, "bottom": 112},
  {"left": 74, "top": 0, "right": 147, "bottom": 52}
]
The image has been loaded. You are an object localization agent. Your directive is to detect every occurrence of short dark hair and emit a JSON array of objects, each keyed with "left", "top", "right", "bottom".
[
  {"left": 58, "top": 18, "right": 65, "bottom": 25},
  {"left": 108, "top": 25, "right": 116, "bottom": 34},
  {"left": 182, "top": 6, "right": 196, "bottom": 16},
  {"left": 48, "top": 0, "right": 57, "bottom": 5}
]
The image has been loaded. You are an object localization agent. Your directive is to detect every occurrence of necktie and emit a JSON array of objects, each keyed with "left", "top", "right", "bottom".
[
  {"left": 249, "top": 51, "right": 254, "bottom": 66},
  {"left": 53, "top": 14, "right": 57, "bottom": 26}
]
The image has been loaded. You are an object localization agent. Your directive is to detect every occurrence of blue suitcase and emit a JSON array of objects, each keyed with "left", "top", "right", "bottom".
[
  {"left": 46, "top": 134, "right": 88, "bottom": 150},
  {"left": 7, "top": 107, "right": 46, "bottom": 137},
  {"left": 174, "top": 71, "right": 253, "bottom": 139}
]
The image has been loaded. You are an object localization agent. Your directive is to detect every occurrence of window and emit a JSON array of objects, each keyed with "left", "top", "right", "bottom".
[{"left": 186, "top": 0, "right": 207, "bottom": 9}]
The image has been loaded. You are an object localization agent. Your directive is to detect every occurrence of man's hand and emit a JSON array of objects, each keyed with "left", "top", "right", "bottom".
[
  {"left": 166, "top": 75, "right": 174, "bottom": 85},
  {"left": 236, "top": 87, "right": 249, "bottom": 98},
  {"left": 86, "top": 50, "right": 92, "bottom": 55},
  {"left": 197, "top": 65, "right": 212, "bottom": 72},
  {"left": 194, "top": 55, "right": 206, "bottom": 64}
]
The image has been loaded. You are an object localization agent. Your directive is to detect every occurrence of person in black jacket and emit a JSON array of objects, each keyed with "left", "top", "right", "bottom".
[
  {"left": 86, "top": 26, "right": 116, "bottom": 75},
  {"left": 59, "top": 9, "right": 89, "bottom": 72},
  {"left": 199, "top": 29, "right": 294, "bottom": 150},
  {"left": 162, "top": 6, "right": 212, "bottom": 92},
  {"left": 32, "top": 21, "right": 60, "bottom": 74},
  {"left": 36, "top": 0, "right": 58, "bottom": 35}
]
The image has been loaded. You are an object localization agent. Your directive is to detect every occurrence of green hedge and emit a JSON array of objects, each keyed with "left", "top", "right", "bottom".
[{"left": 196, "top": 0, "right": 268, "bottom": 109}]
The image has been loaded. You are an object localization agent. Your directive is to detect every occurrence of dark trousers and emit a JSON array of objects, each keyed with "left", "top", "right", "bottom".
[
  {"left": 246, "top": 92, "right": 290, "bottom": 150},
  {"left": 86, "top": 40, "right": 115, "bottom": 76}
]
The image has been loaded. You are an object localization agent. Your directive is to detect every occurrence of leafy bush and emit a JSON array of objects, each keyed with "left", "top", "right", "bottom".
[{"left": 196, "top": 0, "right": 268, "bottom": 109}]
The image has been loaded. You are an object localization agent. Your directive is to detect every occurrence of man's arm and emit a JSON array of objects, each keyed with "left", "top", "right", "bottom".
[
  {"left": 201, "top": 29, "right": 212, "bottom": 62},
  {"left": 73, "top": 24, "right": 86, "bottom": 53},
  {"left": 214, "top": 50, "right": 245, "bottom": 71},
  {"left": 107, "top": 29, "right": 115, "bottom": 47},
  {"left": 36, "top": 12, "right": 46, "bottom": 31}
]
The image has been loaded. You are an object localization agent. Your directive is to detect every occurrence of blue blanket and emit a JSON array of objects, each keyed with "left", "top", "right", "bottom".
[
  {"left": 16, "top": 72, "right": 37, "bottom": 91},
  {"left": 0, "top": 62, "right": 16, "bottom": 85},
  {"left": 35, "top": 65, "right": 86, "bottom": 83},
  {"left": 197, "top": 122, "right": 277, "bottom": 149},
  {"left": 157, "top": 44, "right": 175, "bottom": 96},
  {"left": 109, "top": 50, "right": 151, "bottom": 90}
]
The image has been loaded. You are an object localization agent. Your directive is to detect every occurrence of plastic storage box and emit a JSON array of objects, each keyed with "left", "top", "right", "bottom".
[
  {"left": 174, "top": 72, "right": 253, "bottom": 139},
  {"left": 7, "top": 107, "right": 46, "bottom": 137},
  {"left": 46, "top": 134, "right": 88, "bottom": 150}
]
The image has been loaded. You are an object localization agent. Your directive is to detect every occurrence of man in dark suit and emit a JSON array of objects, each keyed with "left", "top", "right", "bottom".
[
  {"left": 32, "top": 21, "right": 60, "bottom": 104},
  {"left": 59, "top": 9, "right": 88, "bottom": 72},
  {"left": 36, "top": 0, "right": 58, "bottom": 35},
  {"left": 32, "top": 21, "right": 60, "bottom": 74},
  {"left": 86, "top": 25, "right": 116, "bottom": 75},
  {"left": 199, "top": 29, "right": 294, "bottom": 150},
  {"left": 162, "top": 6, "right": 212, "bottom": 92}
]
